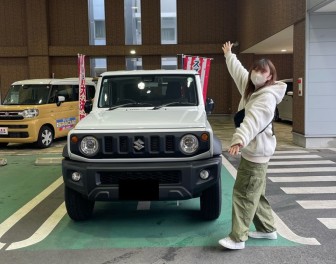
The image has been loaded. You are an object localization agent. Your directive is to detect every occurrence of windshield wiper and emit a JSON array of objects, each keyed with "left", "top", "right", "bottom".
[
  {"left": 108, "top": 102, "right": 153, "bottom": 111},
  {"left": 152, "top": 102, "right": 195, "bottom": 110}
]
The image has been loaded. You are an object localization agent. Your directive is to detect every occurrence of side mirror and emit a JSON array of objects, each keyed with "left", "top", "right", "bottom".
[
  {"left": 84, "top": 100, "right": 93, "bottom": 114},
  {"left": 56, "top": 95, "right": 65, "bottom": 106},
  {"left": 205, "top": 98, "right": 214, "bottom": 115}
]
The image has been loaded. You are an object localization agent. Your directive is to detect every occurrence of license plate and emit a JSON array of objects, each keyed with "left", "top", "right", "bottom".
[{"left": 0, "top": 127, "right": 8, "bottom": 135}]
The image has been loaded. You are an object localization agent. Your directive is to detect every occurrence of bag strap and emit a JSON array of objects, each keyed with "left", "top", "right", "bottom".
[
  {"left": 258, "top": 109, "right": 275, "bottom": 135},
  {"left": 258, "top": 120, "right": 273, "bottom": 134}
]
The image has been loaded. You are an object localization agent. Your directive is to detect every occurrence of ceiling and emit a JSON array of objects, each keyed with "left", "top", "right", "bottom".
[{"left": 241, "top": 0, "right": 336, "bottom": 54}]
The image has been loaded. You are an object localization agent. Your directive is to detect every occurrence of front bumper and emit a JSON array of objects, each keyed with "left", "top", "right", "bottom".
[
  {"left": 62, "top": 156, "right": 222, "bottom": 201},
  {"left": 0, "top": 121, "right": 38, "bottom": 143}
]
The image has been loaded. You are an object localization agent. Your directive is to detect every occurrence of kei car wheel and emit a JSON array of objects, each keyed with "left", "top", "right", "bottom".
[
  {"left": 36, "top": 125, "right": 53, "bottom": 148},
  {"left": 200, "top": 177, "right": 222, "bottom": 220},
  {"left": 65, "top": 186, "right": 95, "bottom": 221}
]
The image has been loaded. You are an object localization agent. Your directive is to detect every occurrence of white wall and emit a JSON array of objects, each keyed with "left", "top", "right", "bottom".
[{"left": 301, "top": 12, "right": 336, "bottom": 147}]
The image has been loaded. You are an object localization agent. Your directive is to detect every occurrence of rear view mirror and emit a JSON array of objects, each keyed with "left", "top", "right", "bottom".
[
  {"left": 205, "top": 98, "right": 214, "bottom": 115},
  {"left": 56, "top": 95, "right": 65, "bottom": 106}
]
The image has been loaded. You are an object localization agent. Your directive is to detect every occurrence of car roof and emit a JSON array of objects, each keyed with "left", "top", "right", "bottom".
[
  {"left": 100, "top": 69, "right": 199, "bottom": 77},
  {"left": 11, "top": 78, "right": 95, "bottom": 85}
]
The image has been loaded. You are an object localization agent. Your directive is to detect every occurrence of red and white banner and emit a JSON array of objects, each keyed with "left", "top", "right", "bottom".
[
  {"left": 182, "top": 55, "right": 212, "bottom": 102},
  {"left": 78, "top": 54, "right": 86, "bottom": 120}
]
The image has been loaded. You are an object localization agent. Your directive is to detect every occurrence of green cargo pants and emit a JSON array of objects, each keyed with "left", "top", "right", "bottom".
[{"left": 229, "top": 157, "right": 276, "bottom": 242}]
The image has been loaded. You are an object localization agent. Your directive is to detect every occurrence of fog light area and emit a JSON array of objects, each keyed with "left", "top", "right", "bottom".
[
  {"left": 199, "top": 170, "right": 210, "bottom": 180},
  {"left": 71, "top": 172, "right": 81, "bottom": 182}
]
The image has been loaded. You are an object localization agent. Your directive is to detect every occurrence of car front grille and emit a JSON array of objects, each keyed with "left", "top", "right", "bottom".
[
  {"left": 70, "top": 132, "right": 210, "bottom": 159},
  {"left": 103, "top": 135, "right": 175, "bottom": 154},
  {"left": 0, "top": 132, "right": 29, "bottom": 138},
  {"left": 0, "top": 111, "right": 24, "bottom": 120}
]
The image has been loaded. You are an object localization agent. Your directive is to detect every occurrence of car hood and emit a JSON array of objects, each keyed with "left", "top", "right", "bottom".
[{"left": 75, "top": 108, "right": 207, "bottom": 130}]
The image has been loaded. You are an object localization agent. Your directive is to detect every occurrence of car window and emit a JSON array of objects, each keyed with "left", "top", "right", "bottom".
[{"left": 98, "top": 75, "right": 198, "bottom": 108}]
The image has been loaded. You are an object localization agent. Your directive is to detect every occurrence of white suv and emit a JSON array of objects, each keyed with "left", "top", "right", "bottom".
[{"left": 62, "top": 70, "right": 223, "bottom": 221}]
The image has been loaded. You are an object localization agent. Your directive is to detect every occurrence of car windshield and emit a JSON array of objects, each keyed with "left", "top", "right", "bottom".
[
  {"left": 2, "top": 84, "right": 51, "bottom": 105},
  {"left": 98, "top": 74, "right": 198, "bottom": 109}
]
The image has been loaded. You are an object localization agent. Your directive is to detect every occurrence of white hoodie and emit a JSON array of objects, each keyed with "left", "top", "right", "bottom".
[{"left": 225, "top": 52, "right": 286, "bottom": 163}]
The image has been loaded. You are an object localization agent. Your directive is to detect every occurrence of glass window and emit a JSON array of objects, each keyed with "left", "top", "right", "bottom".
[
  {"left": 3, "top": 85, "right": 51, "bottom": 105},
  {"left": 160, "top": 0, "right": 177, "bottom": 44},
  {"left": 98, "top": 74, "right": 198, "bottom": 108},
  {"left": 161, "top": 56, "right": 178, "bottom": 70},
  {"left": 124, "top": 0, "right": 142, "bottom": 45},
  {"left": 88, "top": 0, "right": 106, "bottom": 45},
  {"left": 88, "top": 1, "right": 107, "bottom": 78},
  {"left": 126, "top": 57, "right": 143, "bottom": 70},
  {"left": 94, "top": 20, "right": 106, "bottom": 39},
  {"left": 90, "top": 57, "right": 107, "bottom": 77}
]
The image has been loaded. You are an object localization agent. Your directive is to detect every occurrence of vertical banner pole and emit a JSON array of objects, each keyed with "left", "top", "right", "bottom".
[{"left": 78, "top": 54, "right": 86, "bottom": 120}]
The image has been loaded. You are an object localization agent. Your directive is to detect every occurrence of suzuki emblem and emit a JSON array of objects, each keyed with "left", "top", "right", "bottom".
[{"left": 133, "top": 138, "right": 145, "bottom": 150}]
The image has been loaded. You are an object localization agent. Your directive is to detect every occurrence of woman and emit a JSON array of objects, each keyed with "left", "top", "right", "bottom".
[{"left": 219, "top": 41, "right": 286, "bottom": 250}]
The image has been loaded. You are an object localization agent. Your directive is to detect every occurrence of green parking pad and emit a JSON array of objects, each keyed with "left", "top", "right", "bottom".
[
  {"left": 20, "top": 165, "right": 297, "bottom": 251},
  {"left": 0, "top": 155, "right": 61, "bottom": 223}
]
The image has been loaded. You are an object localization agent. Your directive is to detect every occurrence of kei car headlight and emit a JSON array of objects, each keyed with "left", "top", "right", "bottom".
[
  {"left": 20, "top": 109, "right": 39, "bottom": 118},
  {"left": 179, "top": 134, "right": 199, "bottom": 155},
  {"left": 80, "top": 136, "right": 99, "bottom": 156}
]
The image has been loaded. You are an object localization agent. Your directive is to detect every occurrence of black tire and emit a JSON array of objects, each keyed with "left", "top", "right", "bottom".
[
  {"left": 36, "top": 125, "right": 53, "bottom": 148},
  {"left": 200, "top": 177, "right": 222, "bottom": 220},
  {"left": 64, "top": 186, "right": 95, "bottom": 221},
  {"left": 0, "top": 143, "right": 8, "bottom": 148}
]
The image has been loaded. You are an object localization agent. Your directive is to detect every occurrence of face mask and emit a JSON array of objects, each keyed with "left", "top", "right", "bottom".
[{"left": 251, "top": 71, "right": 268, "bottom": 87}]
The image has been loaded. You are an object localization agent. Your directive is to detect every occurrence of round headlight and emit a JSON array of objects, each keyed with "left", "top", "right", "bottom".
[
  {"left": 180, "top": 134, "right": 199, "bottom": 155},
  {"left": 80, "top": 136, "right": 99, "bottom": 156}
]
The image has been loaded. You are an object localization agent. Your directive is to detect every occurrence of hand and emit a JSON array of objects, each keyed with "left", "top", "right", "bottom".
[
  {"left": 228, "top": 143, "right": 243, "bottom": 156},
  {"left": 222, "top": 41, "right": 234, "bottom": 55}
]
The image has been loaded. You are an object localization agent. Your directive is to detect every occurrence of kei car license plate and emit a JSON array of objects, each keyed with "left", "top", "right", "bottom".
[{"left": 0, "top": 127, "right": 8, "bottom": 135}]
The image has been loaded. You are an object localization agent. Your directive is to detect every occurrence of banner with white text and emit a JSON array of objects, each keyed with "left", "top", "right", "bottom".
[
  {"left": 78, "top": 54, "right": 86, "bottom": 120},
  {"left": 182, "top": 55, "right": 212, "bottom": 102}
]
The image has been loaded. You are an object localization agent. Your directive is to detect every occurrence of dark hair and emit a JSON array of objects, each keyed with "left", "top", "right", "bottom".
[{"left": 244, "top": 58, "right": 277, "bottom": 100}]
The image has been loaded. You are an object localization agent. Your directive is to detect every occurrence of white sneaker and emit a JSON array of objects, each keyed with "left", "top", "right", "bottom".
[
  {"left": 218, "top": 237, "right": 245, "bottom": 250},
  {"left": 248, "top": 231, "right": 277, "bottom": 240}
]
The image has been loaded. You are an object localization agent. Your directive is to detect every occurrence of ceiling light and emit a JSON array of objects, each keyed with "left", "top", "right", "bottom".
[
  {"left": 281, "top": 49, "right": 287, "bottom": 52},
  {"left": 130, "top": 50, "right": 136, "bottom": 55}
]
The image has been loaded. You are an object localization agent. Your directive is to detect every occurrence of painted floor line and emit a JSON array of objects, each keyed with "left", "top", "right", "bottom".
[
  {"left": 0, "top": 177, "right": 63, "bottom": 250},
  {"left": 268, "top": 160, "right": 334, "bottom": 166},
  {"left": 221, "top": 155, "right": 320, "bottom": 246},
  {"left": 317, "top": 218, "right": 336, "bottom": 229},
  {"left": 270, "top": 155, "right": 321, "bottom": 160},
  {"left": 137, "top": 201, "right": 151, "bottom": 210},
  {"left": 6, "top": 203, "right": 67, "bottom": 251},
  {"left": 274, "top": 150, "right": 309, "bottom": 154},
  {"left": 268, "top": 167, "right": 336, "bottom": 173},
  {"left": 269, "top": 176, "right": 336, "bottom": 182},
  {"left": 273, "top": 212, "right": 320, "bottom": 245},
  {"left": 281, "top": 186, "right": 336, "bottom": 194},
  {"left": 297, "top": 200, "right": 336, "bottom": 209}
]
